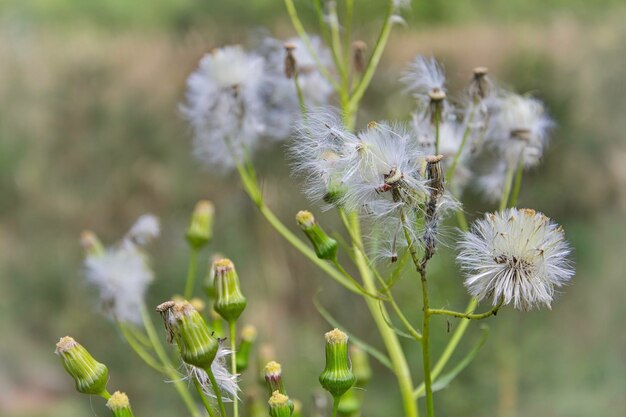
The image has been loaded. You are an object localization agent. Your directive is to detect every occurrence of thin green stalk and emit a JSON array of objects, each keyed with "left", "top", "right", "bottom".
[
  {"left": 119, "top": 323, "right": 166, "bottom": 373},
  {"left": 184, "top": 247, "right": 199, "bottom": 300},
  {"left": 101, "top": 390, "right": 112, "bottom": 400},
  {"left": 205, "top": 366, "right": 228, "bottom": 417},
  {"left": 293, "top": 71, "right": 307, "bottom": 117},
  {"left": 139, "top": 302, "right": 200, "bottom": 417},
  {"left": 349, "top": 212, "right": 419, "bottom": 417},
  {"left": 434, "top": 106, "right": 441, "bottom": 156},
  {"left": 327, "top": 0, "right": 346, "bottom": 78},
  {"left": 283, "top": 0, "right": 340, "bottom": 91},
  {"left": 332, "top": 396, "right": 340, "bottom": 417},
  {"left": 446, "top": 107, "right": 475, "bottom": 183},
  {"left": 332, "top": 259, "right": 387, "bottom": 300},
  {"left": 508, "top": 157, "right": 524, "bottom": 208},
  {"left": 498, "top": 161, "right": 516, "bottom": 212},
  {"left": 414, "top": 298, "right": 478, "bottom": 398},
  {"left": 429, "top": 298, "right": 503, "bottom": 320},
  {"left": 194, "top": 378, "right": 219, "bottom": 417},
  {"left": 343, "top": 0, "right": 355, "bottom": 69},
  {"left": 348, "top": 0, "right": 395, "bottom": 125},
  {"left": 229, "top": 321, "right": 239, "bottom": 417}
]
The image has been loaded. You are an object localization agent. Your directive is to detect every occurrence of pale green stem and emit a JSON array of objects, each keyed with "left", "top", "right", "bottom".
[
  {"left": 499, "top": 161, "right": 516, "bottom": 212},
  {"left": 327, "top": 0, "right": 346, "bottom": 78},
  {"left": 229, "top": 321, "right": 239, "bottom": 417},
  {"left": 508, "top": 157, "right": 524, "bottom": 208},
  {"left": 429, "top": 298, "right": 503, "bottom": 320},
  {"left": 101, "top": 390, "right": 112, "bottom": 400},
  {"left": 413, "top": 299, "right": 478, "bottom": 398},
  {"left": 446, "top": 107, "right": 476, "bottom": 183},
  {"left": 434, "top": 106, "right": 441, "bottom": 156},
  {"left": 283, "top": 0, "right": 340, "bottom": 91},
  {"left": 332, "top": 396, "right": 340, "bottom": 417},
  {"left": 194, "top": 378, "right": 219, "bottom": 417},
  {"left": 184, "top": 246, "right": 199, "bottom": 300},
  {"left": 343, "top": 0, "right": 355, "bottom": 69},
  {"left": 349, "top": 212, "right": 419, "bottom": 417},
  {"left": 348, "top": 0, "right": 395, "bottom": 123},
  {"left": 293, "top": 71, "right": 307, "bottom": 117},
  {"left": 205, "top": 366, "right": 228, "bottom": 417},
  {"left": 139, "top": 302, "right": 201, "bottom": 417},
  {"left": 119, "top": 322, "right": 166, "bottom": 373}
]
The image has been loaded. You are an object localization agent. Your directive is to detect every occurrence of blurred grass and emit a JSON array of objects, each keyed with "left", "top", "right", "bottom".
[{"left": 1, "top": 0, "right": 626, "bottom": 416}]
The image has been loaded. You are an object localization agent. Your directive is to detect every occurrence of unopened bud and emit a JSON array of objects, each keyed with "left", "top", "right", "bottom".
[
  {"left": 352, "top": 41, "right": 367, "bottom": 73},
  {"left": 186, "top": 200, "right": 215, "bottom": 249},
  {"left": 284, "top": 43, "right": 297, "bottom": 79},
  {"left": 264, "top": 361, "right": 287, "bottom": 396},
  {"left": 268, "top": 390, "right": 292, "bottom": 417},
  {"left": 55, "top": 336, "right": 109, "bottom": 396},
  {"left": 106, "top": 391, "right": 134, "bottom": 417},
  {"left": 296, "top": 211, "right": 338, "bottom": 261},
  {"left": 80, "top": 230, "right": 104, "bottom": 257},
  {"left": 236, "top": 325, "right": 257, "bottom": 372},
  {"left": 319, "top": 329, "right": 355, "bottom": 398},
  {"left": 212, "top": 258, "right": 247, "bottom": 322},
  {"left": 156, "top": 300, "right": 218, "bottom": 369}
]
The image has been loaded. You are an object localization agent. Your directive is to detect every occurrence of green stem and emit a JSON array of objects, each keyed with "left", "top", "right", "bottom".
[
  {"left": 229, "top": 321, "right": 239, "bottom": 417},
  {"left": 332, "top": 396, "right": 340, "bottom": 417},
  {"left": 101, "top": 390, "right": 112, "bottom": 400},
  {"left": 498, "top": 161, "right": 516, "bottom": 212},
  {"left": 205, "top": 366, "right": 228, "bottom": 417},
  {"left": 194, "top": 378, "right": 219, "bottom": 417},
  {"left": 119, "top": 323, "right": 166, "bottom": 373},
  {"left": 434, "top": 106, "right": 441, "bottom": 156},
  {"left": 446, "top": 107, "right": 475, "bottom": 183},
  {"left": 283, "top": 0, "right": 340, "bottom": 91},
  {"left": 429, "top": 298, "right": 503, "bottom": 320},
  {"left": 184, "top": 247, "right": 199, "bottom": 300},
  {"left": 140, "top": 303, "right": 200, "bottom": 417},
  {"left": 293, "top": 71, "right": 307, "bottom": 117},
  {"left": 508, "top": 156, "right": 524, "bottom": 208},
  {"left": 414, "top": 298, "right": 478, "bottom": 398},
  {"left": 327, "top": 0, "right": 346, "bottom": 78},
  {"left": 349, "top": 212, "right": 419, "bottom": 417},
  {"left": 348, "top": 0, "right": 395, "bottom": 125}
]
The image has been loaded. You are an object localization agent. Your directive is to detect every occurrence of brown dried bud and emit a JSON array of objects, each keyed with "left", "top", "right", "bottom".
[
  {"left": 352, "top": 40, "right": 367, "bottom": 73},
  {"left": 284, "top": 43, "right": 297, "bottom": 79}
]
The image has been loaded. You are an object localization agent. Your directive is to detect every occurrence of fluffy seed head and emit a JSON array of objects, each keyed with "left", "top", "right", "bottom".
[
  {"left": 457, "top": 208, "right": 574, "bottom": 310},
  {"left": 402, "top": 55, "right": 446, "bottom": 99}
]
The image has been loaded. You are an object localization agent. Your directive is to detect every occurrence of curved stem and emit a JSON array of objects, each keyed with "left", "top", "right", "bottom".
[
  {"left": 119, "top": 323, "right": 166, "bottom": 373},
  {"left": 429, "top": 298, "right": 503, "bottom": 320},
  {"left": 194, "top": 378, "right": 219, "bottom": 417},
  {"left": 349, "top": 212, "right": 419, "bottom": 417},
  {"left": 508, "top": 157, "right": 524, "bottom": 208},
  {"left": 283, "top": 0, "right": 340, "bottom": 91},
  {"left": 229, "top": 321, "right": 239, "bottom": 417},
  {"left": 184, "top": 247, "right": 199, "bottom": 300},
  {"left": 205, "top": 366, "right": 228, "bottom": 417},
  {"left": 140, "top": 303, "right": 200, "bottom": 417},
  {"left": 446, "top": 107, "right": 476, "bottom": 184}
]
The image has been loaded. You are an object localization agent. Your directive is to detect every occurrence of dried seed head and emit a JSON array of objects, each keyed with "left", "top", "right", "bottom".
[{"left": 284, "top": 43, "right": 297, "bottom": 79}]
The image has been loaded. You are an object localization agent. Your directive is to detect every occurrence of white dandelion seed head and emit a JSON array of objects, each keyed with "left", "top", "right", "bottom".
[
  {"left": 485, "top": 93, "right": 554, "bottom": 167},
  {"left": 84, "top": 246, "right": 153, "bottom": 324},
  {"left": 186, "top": 344, "right": 240, "bottom": 402},
  {"left": 402, "top": 56, "right": 447, "bottom": 100},
  {"left": 124, "top": 214, "right": 160, "bottom": 247},
  {"left": 457, "top": 208, "right": 574, "bottom": 311},
  {"left": 290, "top": 109, "right": 358, "bottom": 206},
  {"left": 341, "top": 122, "right": 429, "bottom": 217},
  {"left": 181, "top": 46, "right": 268, "bottom": 172}
]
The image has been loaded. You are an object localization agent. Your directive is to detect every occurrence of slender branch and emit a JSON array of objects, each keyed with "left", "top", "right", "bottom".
[
  {"left": 508, "top": 156, "right": 524, "bottom": 208},
  {"left": 498, "top": 160, "right": 516, "bottom": 212},
  {"left": 429, "top": 298, "right": 503, "bottom": 320},
  {"left": 205, "top": 366, "right": 228, "bottom": 417},
  {"left": 446, "top": 107, "right": 476, "bottom": 183},
  {"left": 229, "top": 321, "right": 239, "bottom": 417},
  {"left": 118, "top": 323, "right": 166, "bottom": 373},
  {"left": 194, "top": 378, "right": 219, "bottom": 417}
]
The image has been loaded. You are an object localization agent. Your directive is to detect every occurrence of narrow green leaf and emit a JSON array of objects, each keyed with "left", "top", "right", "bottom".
[{"left": 377, "top": 300, "right": 415, "bottom": 340}]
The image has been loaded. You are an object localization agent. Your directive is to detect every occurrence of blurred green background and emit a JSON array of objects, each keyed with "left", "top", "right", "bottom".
[{"left": 1, "top": 0, "right": 625, "bottom": 416}]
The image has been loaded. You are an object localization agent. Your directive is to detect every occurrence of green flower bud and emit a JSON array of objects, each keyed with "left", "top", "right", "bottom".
[
  {"left": 319, "top": 329, "right": 355, "bottom": 399},
  {"left": 268, "top": 390, "right": 292, "bottom": 417},
  {"left": 186, "top": 200, "right": 215, "bottom": 249},
  {"left": 264, "top": 361, "right": 294, "bottom": 412},
  {"left": 55, "top": 336, "right": 109, "bottom": 396},
  {"left": 350, "top": 345, "right": 371, "bottom": 387},
  {"left": 212, "top": 258, "right": 247, "bottom": 322},
  {"left": 80, "top": 230, "right": 105, "bottom": 257},
  {"left": 236, "top": 325, "right": 257, "bottom": 372},
  {"left": 296, "top": 211, "right": 338, "bottom": 261},
  {"left": 156, "top": 300, "right": 218, "bottom": 369},
  {"left": 106, "top": 391, "right": 135, "bottom": 417}
]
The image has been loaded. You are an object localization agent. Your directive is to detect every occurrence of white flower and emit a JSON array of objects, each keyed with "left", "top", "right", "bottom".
[
  {"left": 402, "top": 56, "right": 446, "bottom": 99},
  {"left": 485, "top": 93, "right": 554, "bottom": 167},
  {"left": 181, "top": 46, "right": 267, "bottom": 172},
  {"left": 185, "top": 345, "right": 239, "bottom": 403},
  {"left": 457, "top": 208, "right": 574, "bottom": 311},
  {"left": 84, "top": 215, "right": 159, "bottom": 324}
]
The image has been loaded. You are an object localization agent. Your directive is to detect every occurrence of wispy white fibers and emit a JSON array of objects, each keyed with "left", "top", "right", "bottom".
[
  {"left": 84, "top": 215, "right": 160, "bottom": 324},
  {"left": 185, "top": 345, "right": 240, "bottom": 403},
  {"left": 484, "top": 93, "right": 554, "bottom": 167},
  {"left": 181, "top": 46, "right": 267, "bottom": 172},
  {"left": 457, "top": 208, "right": 574, "bottom": 311},
  {"left": 401, "top": 55, "right": 446, "bottom": 100}
]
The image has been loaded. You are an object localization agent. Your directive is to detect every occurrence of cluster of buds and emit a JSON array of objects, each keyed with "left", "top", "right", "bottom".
[{"left": 296, "top": 210, "right": 338, "bottom": 261}]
